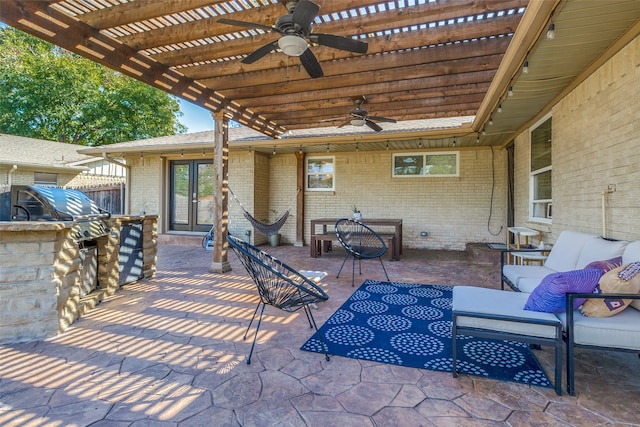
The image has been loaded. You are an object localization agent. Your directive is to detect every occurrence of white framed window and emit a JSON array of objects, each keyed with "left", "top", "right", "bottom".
[
  {"left": 530, "top": 115, "right": 552, "bottom": 223},
  {"left": 306, "top": 156, "right": 335, "bottom": 191},
  {"left": 392, "top": 151, "right": 459, "bottom": 177},
  {"left": 34, "top": 172, "right": 58, "bottom": 187}
]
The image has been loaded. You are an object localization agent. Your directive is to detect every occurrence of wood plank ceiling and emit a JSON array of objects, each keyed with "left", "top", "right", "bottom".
[
  {"left": 0, "top": 1, "right": 526, "bottom": 137},
  {"left": 1, "top": 0, "right": 640, "bottom": 151}
]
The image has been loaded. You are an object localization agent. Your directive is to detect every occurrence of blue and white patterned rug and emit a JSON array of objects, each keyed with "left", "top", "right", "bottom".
[{"left": 301, "top": 280, "right": 551, "bottom": 388}]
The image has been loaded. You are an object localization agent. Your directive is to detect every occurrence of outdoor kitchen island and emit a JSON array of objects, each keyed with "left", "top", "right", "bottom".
[{"left": 0, "top": 215, "right": 157, "bottom": 344}]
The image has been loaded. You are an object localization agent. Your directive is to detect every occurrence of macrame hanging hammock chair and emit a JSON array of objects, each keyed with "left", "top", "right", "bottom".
[{"left": 228, "top": 187, "right": 297, "bottom": 237}]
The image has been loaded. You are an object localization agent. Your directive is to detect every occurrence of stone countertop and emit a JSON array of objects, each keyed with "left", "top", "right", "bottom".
[
  {"left": 109, "top": 215, "right": 159, "bottom": 220},
  {"left": 0, "top": 221, "right": 72, "bottom": 231}
]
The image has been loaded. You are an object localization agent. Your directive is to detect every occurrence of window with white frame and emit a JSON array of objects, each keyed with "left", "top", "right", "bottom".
[
  {"left": 34, "top": 172, "right": 58, "bottom": 187},
  {"left": 306, "top": 156, "right": 335, "bottom": 191},
  {"left": 530, "top": 116, "right": 552, "bottom": 222},
  {"left": 392, "top": 151, "right": 459, "bottom": 177}
]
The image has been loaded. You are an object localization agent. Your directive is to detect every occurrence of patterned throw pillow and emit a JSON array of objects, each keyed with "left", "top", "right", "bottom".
[
  {"left": 581, "top": 262, "right": 640, "bottom": 317},
  {"left": 583, "top": 257, "right": 622, "bottom": 273},
  {"left": 524, "top": 269, "right": 603, "bottom": 313}
]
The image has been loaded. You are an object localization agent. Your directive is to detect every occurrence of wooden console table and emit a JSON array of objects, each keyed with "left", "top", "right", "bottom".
[{"left": 310, "top": 218, "right": 403, "bottom": 261}]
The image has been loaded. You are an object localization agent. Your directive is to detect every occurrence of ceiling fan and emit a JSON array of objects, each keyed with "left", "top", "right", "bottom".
[
  {"left": 217, "top": 0, "right": 368, "bottom": 78},
  {"left": 324, "top": 96, "right": 397, "bottom": 132}
]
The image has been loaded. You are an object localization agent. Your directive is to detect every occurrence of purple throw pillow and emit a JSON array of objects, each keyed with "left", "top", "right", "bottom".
[
  {"left": 524, "top": 269, "right": 603, "bottom": 313},
  {"left": 583, "top": 257, "right": 622, "bottom": 274}
]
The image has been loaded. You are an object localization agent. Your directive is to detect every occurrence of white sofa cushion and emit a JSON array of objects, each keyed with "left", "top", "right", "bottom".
[
  {"left": 557, "top": 307, "right": 640, "bottom": 350},
  {"left": 576, "top": 237, "right": 627, "bottom": 269},
  {"left": 544, "top": 230, "right": 600, "bottom": 272},
  {"left": 518, "top": 276, "right": 553, "bottom": 294},
  {"left": 453, "top": 286, "right": 561, "bottom": 338},
  {"left": 622, "top": 241, "right": 640, "bottom": 264},
  {"left": 503, "top": 264, "right": 555, "bottom": 292}
]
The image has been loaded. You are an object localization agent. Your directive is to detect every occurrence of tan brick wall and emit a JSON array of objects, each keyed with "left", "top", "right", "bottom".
[
  {"left": 260, "top": 147, "right": 508, "bottom": 251},
  {"left": 512, "top": 34, "right": 640, "bottom": 244},
  {"left": 126, "top": 155, "right": 163, "bottom": 216},
  {"left": 227, "top": 151, "right": 258, "bottom": 242},
  {"left": 268, "top": 153, "right": 298, "bottom": 245}
]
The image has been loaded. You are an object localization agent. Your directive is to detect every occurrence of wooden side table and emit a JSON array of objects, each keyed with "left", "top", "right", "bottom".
[
  {"left": 506, "top": 227, "right": 542, "bottom": 264},
  {"left": 511, "top": 251, "right": 548, "bottom": 266}
]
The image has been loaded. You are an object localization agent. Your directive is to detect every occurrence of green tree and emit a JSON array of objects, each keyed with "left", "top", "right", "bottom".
[{"left": 0, "top": 27, "right": 187, "bottom": 145}]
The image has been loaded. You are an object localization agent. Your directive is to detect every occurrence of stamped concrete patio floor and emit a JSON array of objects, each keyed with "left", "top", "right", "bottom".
[{"left": 1, "top": 242, "right": 639, "bottom": 426}]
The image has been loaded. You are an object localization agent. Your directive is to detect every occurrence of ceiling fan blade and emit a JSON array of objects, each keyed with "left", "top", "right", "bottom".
[
  {"left": 241, "top": 40, "right": 279, "bottom": 64},
  {"left": 365, "top": 119, "right": 383, "bottom": 132},
  {"left": 320, "top": 117, "right": 347, "bottom": 122},
  {"left": 217, "top": 18, "right": 275, "bottom": 33},
  {"left": 299, "top": 48, "right": 323, "bottom": 78},
  {"left": 310, "top": 33, "right": 368, "bottom": 54},
  {"left": 292, "top": 0, "right": 320, "bottom": 30},
  {"left": 368, "top": 116, "right": 397, "bottom": 123}
]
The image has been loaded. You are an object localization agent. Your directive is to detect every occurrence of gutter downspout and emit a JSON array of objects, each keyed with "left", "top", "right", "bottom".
[
  {"left": 601, "top": 185, "right": 617, "bottom": 238},
  {"left": 7, "top": 164, "right": 17, "bottom": 186},
  {"left": 601, "top": 190, "right": 607, "bottom": 238},
  {"left": 102, "top": 153, "right": 131, "bottom": 214}
]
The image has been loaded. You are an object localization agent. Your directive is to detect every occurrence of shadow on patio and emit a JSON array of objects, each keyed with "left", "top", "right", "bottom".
[{"left": 1, "top": 243, "right": 639, "bottom": 426}]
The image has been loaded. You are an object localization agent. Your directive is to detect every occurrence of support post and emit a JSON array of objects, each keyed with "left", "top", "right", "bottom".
[
  {"left": 295, "top": 151, "right": 305, "bottom": 247},
  {"left": 210, "top": 112, "right": 231, "bottom": 273}
]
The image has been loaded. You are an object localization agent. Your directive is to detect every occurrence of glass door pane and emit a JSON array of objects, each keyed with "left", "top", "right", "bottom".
[
  {"left": 195, "top": 162, "right": 214, "bottom": 230},
  {"left": 171, "top": 162, "right": 190, "bottom": 230}
]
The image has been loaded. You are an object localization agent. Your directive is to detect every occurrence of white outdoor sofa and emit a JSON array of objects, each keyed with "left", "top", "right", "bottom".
[{"left": 452, "top": 231, "right": 640, "bottom": 395}]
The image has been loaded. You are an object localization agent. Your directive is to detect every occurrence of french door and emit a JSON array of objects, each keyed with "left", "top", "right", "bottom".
[{"left": 169, "top": 160, "right": 214, "bottom": 232}]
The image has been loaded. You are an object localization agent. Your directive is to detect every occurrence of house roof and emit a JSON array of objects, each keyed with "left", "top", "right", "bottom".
[
  {"left": 78, "top": 116, "right": 477, "bottom": 156},
  {"left": 0, "top": 134, "right": 91, "bottom": 171},
  {"left": 2, "top": 1, "right": 640, "bottom": 149}
]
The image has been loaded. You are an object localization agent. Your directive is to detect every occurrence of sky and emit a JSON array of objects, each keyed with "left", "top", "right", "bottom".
[{"left": 178, "top": 99, "right": 215, "bottom": 133}]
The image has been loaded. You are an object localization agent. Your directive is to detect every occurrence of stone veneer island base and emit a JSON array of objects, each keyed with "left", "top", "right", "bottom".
[{"left": 0, "top": 215, "right": 157, "bottom": 343}]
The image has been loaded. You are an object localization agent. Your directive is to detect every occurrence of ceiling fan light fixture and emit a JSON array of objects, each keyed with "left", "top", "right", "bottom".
[
  {"left": 278, "top": 35, "right": 308, "bottom": 56},
  {"left": 351, "top": 118, "right": 366, "bottom": 127}
]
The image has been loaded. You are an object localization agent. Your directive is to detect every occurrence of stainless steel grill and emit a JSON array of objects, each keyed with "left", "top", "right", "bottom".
[
  {"left": 0, "top": 185, "right": 112, "bottom": 297},
  {"left": 1, "top": 185, "right": 110, "bottom": 242}
]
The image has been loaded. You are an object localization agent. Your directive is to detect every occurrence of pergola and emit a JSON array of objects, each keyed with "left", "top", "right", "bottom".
[
  {"left": 2, "top": 0, "right": 640, "bottom": 270},
  {"left": 4, "top": 0, "right": 639, "bottom": 149}
]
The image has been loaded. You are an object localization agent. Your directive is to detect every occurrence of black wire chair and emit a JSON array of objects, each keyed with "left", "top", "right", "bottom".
[
  {"left": 227, "top": 234, "right": 330, "bottom": 364},
  {"left": 335, "top": 218, "right": 390, "bottom": 287}
]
